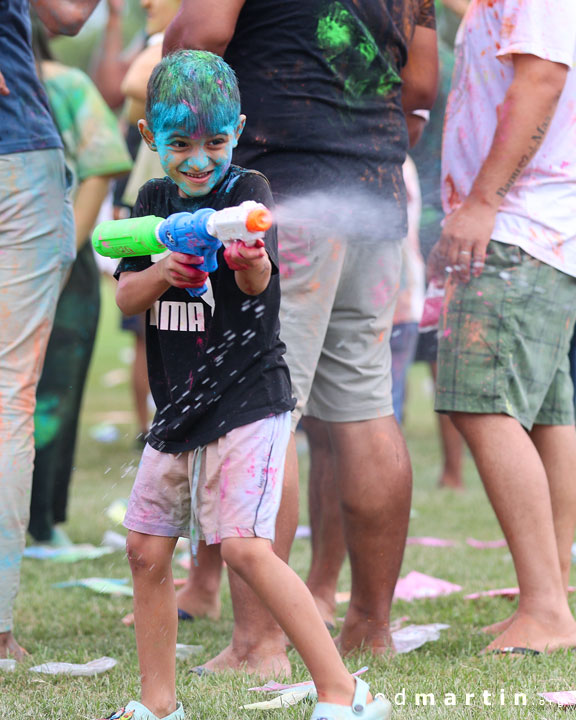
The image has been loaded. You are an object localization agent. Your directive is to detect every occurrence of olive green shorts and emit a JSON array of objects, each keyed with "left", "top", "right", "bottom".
[{"left": 435, "top": 241, "right": 576, "bottom": 430}]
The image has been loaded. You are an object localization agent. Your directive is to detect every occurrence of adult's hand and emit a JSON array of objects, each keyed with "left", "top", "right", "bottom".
[
  {"left": 434, "top": 54, "right": 568, "bottom": 285},
  {"left": 431, "top": 201, "right": 497, "bottom": 284}
]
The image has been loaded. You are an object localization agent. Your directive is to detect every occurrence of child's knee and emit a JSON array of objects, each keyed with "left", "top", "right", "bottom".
[
  {"left": 220, "top": 536, "right": 271, "bottom": 571},
  {"left": 126, "top": 531, "right": 174, "bottom": 575}
]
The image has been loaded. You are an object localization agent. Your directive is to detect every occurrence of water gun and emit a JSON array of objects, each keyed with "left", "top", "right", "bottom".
[{"left": 92, "top": 201, "right": 273, "bottom": 296}]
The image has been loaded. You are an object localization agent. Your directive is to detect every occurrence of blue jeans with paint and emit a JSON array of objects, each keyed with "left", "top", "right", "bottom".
[
  {"left": 0, "top": 149, "right": 74, "bottom": 632},
  {"left": 390, "top": 322, "right": 419, "bottom": 423}
]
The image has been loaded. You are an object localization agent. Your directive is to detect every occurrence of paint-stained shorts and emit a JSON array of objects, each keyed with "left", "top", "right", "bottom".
[
  {"left": 435, "top": 241, "right": 576, "bottom": 430},
  {"left": 278, "top": 215, "right": 402, "bottom": 427},
  {"left": 124, "top": 413, "right": 291, "bottom": 544}
]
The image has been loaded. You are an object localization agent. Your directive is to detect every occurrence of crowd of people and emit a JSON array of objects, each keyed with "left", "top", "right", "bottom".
[{"left": 1, "top": 0, "right": 576, "bottom": 719}]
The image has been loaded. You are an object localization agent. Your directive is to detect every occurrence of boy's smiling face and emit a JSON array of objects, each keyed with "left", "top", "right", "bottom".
[{"left": 140, "top": 115, "right": 246, "bottom": 198}]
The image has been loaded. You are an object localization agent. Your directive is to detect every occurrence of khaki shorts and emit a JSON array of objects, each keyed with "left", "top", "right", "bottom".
[
  {"left": 435, "top": 241, "right": 576, "bottom": 430},
  {"left": 278, "top": 213, "right": 402, "bottom": 427},
  {"left": 124, "top": 413, "right": 291, "bottom": 544}
]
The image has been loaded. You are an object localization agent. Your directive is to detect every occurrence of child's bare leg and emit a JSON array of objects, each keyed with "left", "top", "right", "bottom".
[
  {"left": 127, "top": 531, "right": 178, "bottom": 718},
  {"left": 221, "top": 536, "right": 355, "bottom": 704},
  {"left": 176, "top": 541, "right": 222, "bottom": 620},
  {"left": 200, "top": 434, "right": 298, "bottom": 677}
]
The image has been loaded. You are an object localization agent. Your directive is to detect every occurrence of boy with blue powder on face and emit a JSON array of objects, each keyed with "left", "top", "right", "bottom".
[{"left": 99, "top": 51, "right": 392, "bottom": 720}]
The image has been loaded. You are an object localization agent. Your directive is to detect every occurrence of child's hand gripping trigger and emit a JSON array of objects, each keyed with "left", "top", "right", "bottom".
[{"left": 214, "top": 201, "right": 273, "bottom": 271}]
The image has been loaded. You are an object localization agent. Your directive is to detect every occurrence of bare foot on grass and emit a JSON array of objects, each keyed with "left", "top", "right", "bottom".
[
  {"left": 311, "top": 593, "right": 336, "bottom": 629},
  {"left": 438, "top": 473, "right": 465, "bottom": 491},
  {"left": 193, "top": 642, "right": 291, "bottom": 679},
  {"left": 121, "top": 585, "right": 221, "bottom": 626},
  {"left": 176, "top": 584, "right": 221, "bottom": 621},
  {"left": 482, "top": 612, "right": 516, "bottom": 635},
  {"left": 0, "top": 631, "right": 27, "bottom": 661},
  {"left": 336, "top": 612, "right": 395, "bottom": 657},
  {"left": 481, "top": 611, "right": 576, "bottom": 655}
]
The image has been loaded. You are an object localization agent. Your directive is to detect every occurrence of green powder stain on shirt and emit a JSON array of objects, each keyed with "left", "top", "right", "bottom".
[
  {"left": 317, "top": 5, "right": 353, "bottom": 59},
  {"left": 316, "top": 1, "right": 402, "bottom": 100},
  {"left": 376, "top": 66, "right": 402, "bottom": 96}
]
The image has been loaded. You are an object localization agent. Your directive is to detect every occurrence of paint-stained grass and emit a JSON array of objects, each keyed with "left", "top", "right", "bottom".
[{"left": 1, "top": 279, "right": 575, "bottom": 719}]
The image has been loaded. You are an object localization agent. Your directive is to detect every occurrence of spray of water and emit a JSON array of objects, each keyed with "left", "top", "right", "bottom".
[{"left": 273, "top": 190, "right": 405, "bottom": 246}]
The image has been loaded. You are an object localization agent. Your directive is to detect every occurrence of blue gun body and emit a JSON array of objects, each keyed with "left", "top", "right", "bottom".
[{"left": 158, "top": 208, "right": 219, "bottom": 297}]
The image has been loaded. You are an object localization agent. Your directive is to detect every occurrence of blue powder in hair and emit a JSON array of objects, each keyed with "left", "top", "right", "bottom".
[{"left": 146, "top": 50, "right": 241, "bottom": 135}]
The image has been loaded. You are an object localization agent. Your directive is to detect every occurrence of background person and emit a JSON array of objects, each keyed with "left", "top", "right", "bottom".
[
  {"left": 28, "top": 16, "right": 133, "bottom": 546},
  {"left": 431, "top": 0, "right": 576, "bottom": 654},
  {"left": 0, "top": 0, "right": 102, "bottom": 662},
  {"left": 411, "top": 0, "right": 469, "bottom": 491},
  {"left": 165, "top": 0, "right": 438, "bottom": 669}
]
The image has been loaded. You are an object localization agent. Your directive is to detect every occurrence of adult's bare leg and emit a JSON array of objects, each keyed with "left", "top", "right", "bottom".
[
  {"left": 430, "top": 362, "right": 464, "bottom": 490},
  {"left": 452, "top": 412, "right": 576, "bottom": 652},
  {"left": 199, "top": 432, "right": 298, "bottom": 677},
  {"left": 330, "top": 416, "right": 412, "bottom": 655},
  {"left": 484, "top": 422, "right": 576, "bottom": 636},
  {"left": 175, "top": 541, "right": 222, "bottom": 620},
  {"left": 302, "top": 416, "right": 347, "bottom": 628},
  {"left": 530, "top": 424, "right": 576, "bottom": 590},
  {"left": 437, "top": 413, "right": 465, "bottom": 489}
]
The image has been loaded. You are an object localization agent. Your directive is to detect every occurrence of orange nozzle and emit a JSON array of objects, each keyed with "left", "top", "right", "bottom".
[{"left": 246, "top": 207, "right": 273, "bottom": 233}]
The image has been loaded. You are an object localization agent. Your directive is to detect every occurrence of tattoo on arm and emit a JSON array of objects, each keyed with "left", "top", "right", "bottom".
[{"left": 496, "top": 115, "right": 551, "bottom": 198}]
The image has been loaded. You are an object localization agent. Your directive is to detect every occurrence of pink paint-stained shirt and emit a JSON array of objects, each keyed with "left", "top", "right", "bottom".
[{"left": 442, "top": 0, "right": 576, "bottom": 277}]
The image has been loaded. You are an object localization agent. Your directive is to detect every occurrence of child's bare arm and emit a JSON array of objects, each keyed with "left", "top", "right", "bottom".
[
  {"left": 224, "top": 240, "right": 272, "bottom": 296},
  {"left": 117, "top": 253, "right": 209, "bottom": 314}
]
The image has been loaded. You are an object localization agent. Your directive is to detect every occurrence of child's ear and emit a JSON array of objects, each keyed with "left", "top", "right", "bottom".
[
  {"left": 138, "top": 120, "right": 157, "bottom": 151},
  {"left": 232, "top": 114, "right": 246, "bottom": 148}
]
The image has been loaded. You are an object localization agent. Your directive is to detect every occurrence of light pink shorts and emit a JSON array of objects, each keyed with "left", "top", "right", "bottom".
[{"left": 124, "top": 413, "right": 291, "bottom": 545}]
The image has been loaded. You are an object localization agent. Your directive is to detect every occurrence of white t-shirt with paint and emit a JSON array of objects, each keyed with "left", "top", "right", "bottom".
[{"left": 441, "top": 0, "right": 576, "bottom": 277}]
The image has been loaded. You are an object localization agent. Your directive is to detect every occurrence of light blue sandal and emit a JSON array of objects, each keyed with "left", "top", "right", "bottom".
[
  {"left": 99, "top": 701, "right": 186, "bottom": 720},
  {"left": 311, "top": 677, "right": 392, "bottom": 720}
]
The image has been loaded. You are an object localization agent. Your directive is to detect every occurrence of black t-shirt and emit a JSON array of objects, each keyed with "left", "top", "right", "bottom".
[
  {"left": 115, "top": 166, "right": 294, "bottom": 453},
  {"left": 224, "top": 0, "right": 435, "bottom": 238}
]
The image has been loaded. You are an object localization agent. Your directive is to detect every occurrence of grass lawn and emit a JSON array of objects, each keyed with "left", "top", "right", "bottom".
[{"left": 1, "top": 278, "right": 574, "bottom": 719}]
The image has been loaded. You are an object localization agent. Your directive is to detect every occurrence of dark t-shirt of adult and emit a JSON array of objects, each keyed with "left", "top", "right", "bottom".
[
  {"left": 225, "top": 0, "right": 435, "bottom": 238},
  {"left": 115, "top": 167, "right": 294, "bottom": 453},
  {"left": 0, "top": 1, "right": 62, "bottom": 155}
]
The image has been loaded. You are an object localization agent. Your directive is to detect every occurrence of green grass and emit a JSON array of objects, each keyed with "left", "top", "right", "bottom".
[{"left": 1, "top": 279, "right": 575, "bottom": 718}]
